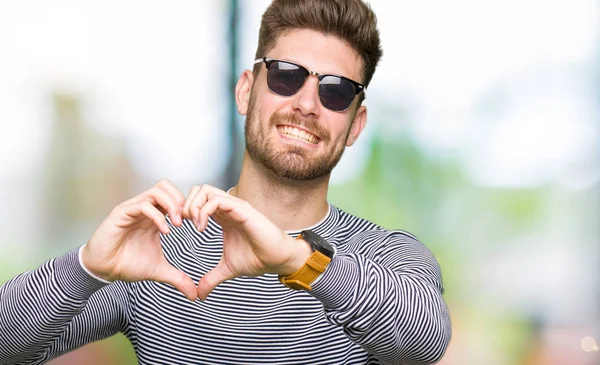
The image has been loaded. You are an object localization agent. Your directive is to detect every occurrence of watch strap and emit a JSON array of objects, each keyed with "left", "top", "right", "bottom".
[{"left": 278, "top": 250, "right": 331, "bottom": 291}]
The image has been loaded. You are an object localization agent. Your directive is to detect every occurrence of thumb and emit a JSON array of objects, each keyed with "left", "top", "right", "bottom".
[
  {"left": 197, "top": 262, "right": 234, "bottom": 301},
  {"left": 152, "top": 264, "right": 198, "bottom": 302}
]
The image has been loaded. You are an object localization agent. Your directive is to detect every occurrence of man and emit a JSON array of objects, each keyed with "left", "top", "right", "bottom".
[{"left": 0, "top": 0, "right": 451, "bottom": 364}]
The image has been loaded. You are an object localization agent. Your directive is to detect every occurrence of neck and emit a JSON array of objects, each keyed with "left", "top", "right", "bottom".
[{"left": 230, "top": 151, "right": 330, "bottom": 231}]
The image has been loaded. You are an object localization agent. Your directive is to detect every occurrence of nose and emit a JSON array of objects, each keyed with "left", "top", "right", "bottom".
[{"left": 291, "top": 75, "right": 321, "bottom": 117}]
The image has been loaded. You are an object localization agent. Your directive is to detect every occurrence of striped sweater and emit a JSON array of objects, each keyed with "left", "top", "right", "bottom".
[{"left": 0, "top": 205, "right": 451, "bottom": 364}]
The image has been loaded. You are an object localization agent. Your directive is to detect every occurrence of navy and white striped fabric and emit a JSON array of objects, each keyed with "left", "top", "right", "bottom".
[{"left": 0, "top": 205, "right": 451, "bottom": 364}]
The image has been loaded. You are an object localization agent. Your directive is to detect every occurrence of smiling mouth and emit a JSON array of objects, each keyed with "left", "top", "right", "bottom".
[{"left": 277, "top": 125, "right": 319, "bottom": 144}]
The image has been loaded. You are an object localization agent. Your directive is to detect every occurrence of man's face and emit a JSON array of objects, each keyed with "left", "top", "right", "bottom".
[{"left": 242, "top": 29, "right": 367, "bottom": 182}]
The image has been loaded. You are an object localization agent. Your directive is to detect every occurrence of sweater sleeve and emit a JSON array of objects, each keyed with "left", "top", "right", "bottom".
[
  {"left": 0, "top": 248, "right": 130, "bottom": 365},
  {"left": 309, "top": 231, "right": 451, "bottom": 365}
]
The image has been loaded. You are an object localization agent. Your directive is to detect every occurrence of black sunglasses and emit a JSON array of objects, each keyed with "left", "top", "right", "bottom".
[{"left": 253, "top": 57, "right": 365, "bottom": 112}]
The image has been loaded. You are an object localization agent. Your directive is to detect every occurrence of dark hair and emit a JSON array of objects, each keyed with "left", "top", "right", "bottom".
[{"left": 254, "top": 0, "right": 382, "bottom": 99}]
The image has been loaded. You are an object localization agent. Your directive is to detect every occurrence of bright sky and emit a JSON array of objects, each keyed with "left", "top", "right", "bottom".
[{"left": 0, "top": 0, "right": 598, "bottom": 188}]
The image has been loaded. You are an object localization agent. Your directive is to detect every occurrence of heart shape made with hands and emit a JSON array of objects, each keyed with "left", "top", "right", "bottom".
[{"left": 82, "top": 180, "right": 311, "bottom": 302}]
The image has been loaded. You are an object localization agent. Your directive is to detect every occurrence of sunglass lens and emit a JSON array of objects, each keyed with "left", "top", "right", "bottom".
[
  {"left": 267, "top": 61, "right": 308, "bottom": 97},
  {"left": 319, "top": 75, "right": 356, "bottom": 111}
]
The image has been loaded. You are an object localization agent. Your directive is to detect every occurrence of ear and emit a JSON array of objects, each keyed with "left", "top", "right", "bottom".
[
  {"left": 346, "top": 105, "right": 367, "bottom": 147},
  {"left": 235, "top": 70, "right": 254, "bottom": 116}
]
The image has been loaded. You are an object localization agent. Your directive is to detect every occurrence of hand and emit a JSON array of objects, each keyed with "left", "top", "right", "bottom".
[
  {"left": 182, "top": 185, "right": 312, "bottom": 300},
  {"left": 81, "top": 179, "right": 197, "bottom": 301}
]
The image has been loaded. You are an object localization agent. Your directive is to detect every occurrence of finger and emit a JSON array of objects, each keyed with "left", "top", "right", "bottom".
[
  {"left": 123, "top": 180, "right": 170, "bottom": 205},
  {"left": 197, "top": 195, "right": 249, "bottom": 231},
  {"left": 197, "top": 261, "right": 234, "bottom": 301},
  {"left": 155, "top": 180, "right": 186, "bottom": 226},
  {"left": 182, "top": 184, "right": 202, "bottom": 221},
  {"left": 188, "top": 185, "right": 230, "bottom": 230},
  {"left": 151, "top": 262, "right": 198, "bottom": 302},
  {"left": 142, "top": 186, "right": 182, "bottom": 228},
  {"left": 124, "top": 201, "right": 170, "bottom": 234},
  {"left": 125, "top": 180, "right": 184, "bottom": 226}
]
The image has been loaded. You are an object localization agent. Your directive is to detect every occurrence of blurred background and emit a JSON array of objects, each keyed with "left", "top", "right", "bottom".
[{"left": 0, "top": 0, "right": 598, "bottom": 364}]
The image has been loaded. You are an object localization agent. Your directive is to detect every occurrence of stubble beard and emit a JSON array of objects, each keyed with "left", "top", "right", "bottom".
[{"left": 244, "top": 94, "right": 350, "bottom": 182}]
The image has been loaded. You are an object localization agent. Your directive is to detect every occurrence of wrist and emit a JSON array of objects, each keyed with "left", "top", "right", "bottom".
[
  {"left": 80, "top": 244, "right": 113, "bottom": 283},
  {"left": 278, "top": 235, "right": 313, "bottom": 276},
  {"left": 278, "top": 230, "right": 335, "bottom": 291}
]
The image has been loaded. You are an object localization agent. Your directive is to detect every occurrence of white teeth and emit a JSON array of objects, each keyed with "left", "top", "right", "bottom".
[{"left": 278, "top": 126, "right": 318, "bottom": 144}]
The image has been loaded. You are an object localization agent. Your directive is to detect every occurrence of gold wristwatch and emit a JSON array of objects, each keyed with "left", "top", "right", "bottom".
[{"left": 278, "top": 230, "right": 335, "bottom": 290}]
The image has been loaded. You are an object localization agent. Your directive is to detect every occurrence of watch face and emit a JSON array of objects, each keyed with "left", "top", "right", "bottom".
[{"left": 301, "top": 230, "right": 335, "bottom": 258}]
